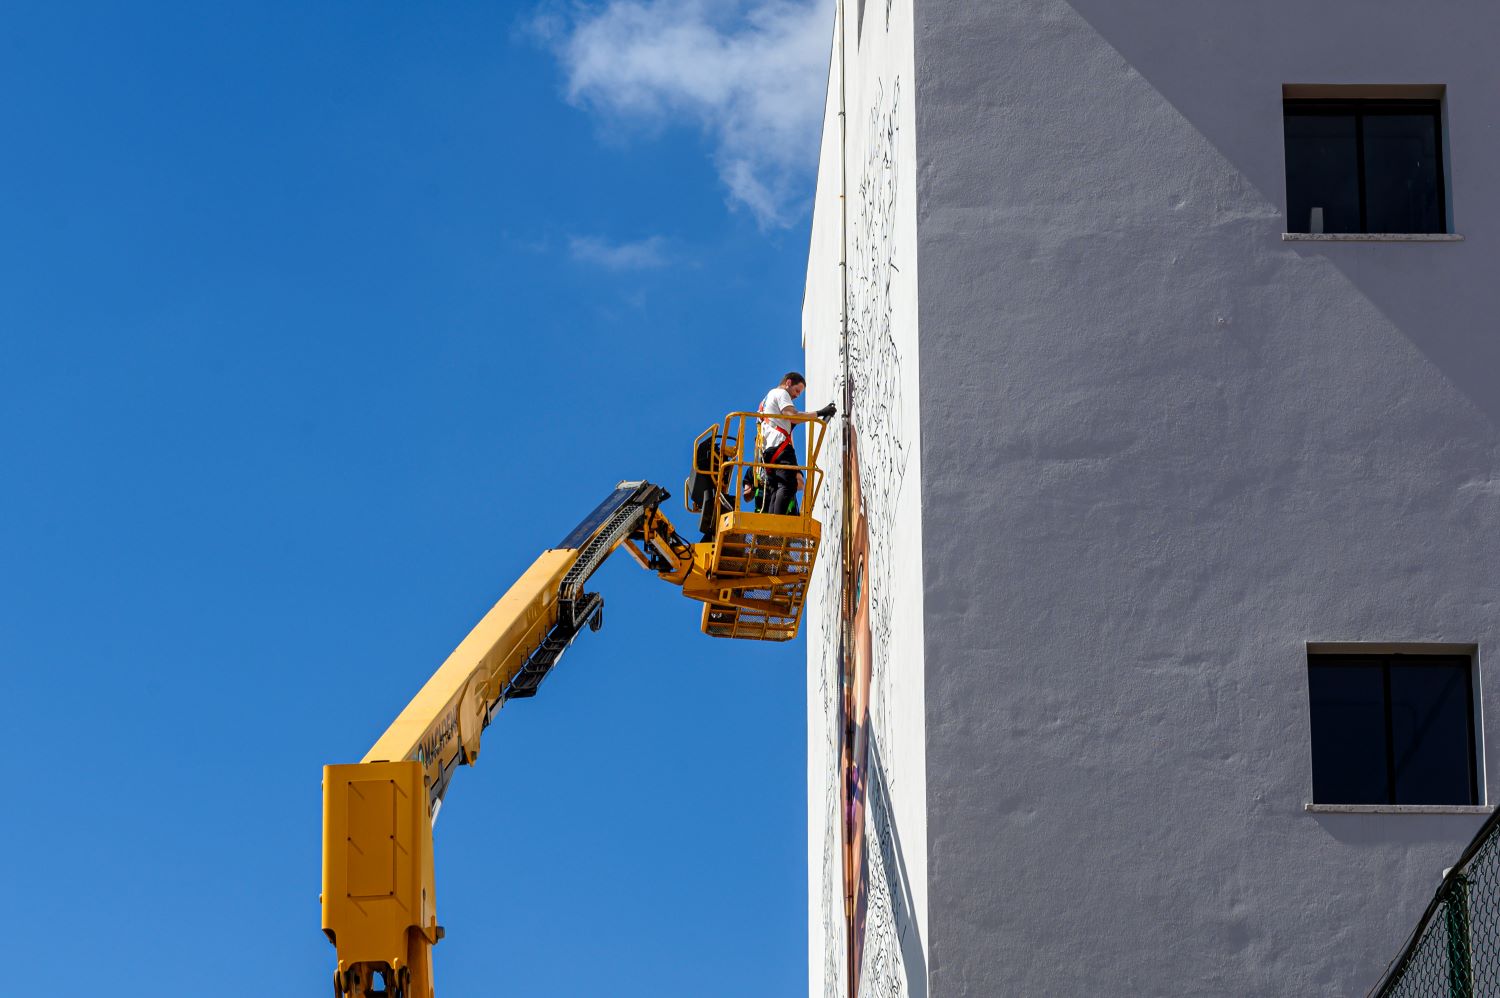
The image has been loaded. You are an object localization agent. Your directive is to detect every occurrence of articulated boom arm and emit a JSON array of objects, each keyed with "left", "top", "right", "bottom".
[
  {"left": 321, "top": 481, "right": 680, "bottom": 998},
  {"left": 362, "top": 482, "right": 677, "bottom": 817},
  {"left": 323, "top": 413, "right": 827, "bottom": 998}
]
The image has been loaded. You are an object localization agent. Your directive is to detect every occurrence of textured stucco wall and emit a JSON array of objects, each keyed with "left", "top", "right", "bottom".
[
  {"left": 804, "top": 1, "right": 927, "bottom": 995},
  {"left": 912, "top": 1, "right": 1500, "bottom": 994}
]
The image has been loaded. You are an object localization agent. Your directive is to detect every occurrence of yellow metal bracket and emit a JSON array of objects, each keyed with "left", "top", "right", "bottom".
[{"left": 323, "top": 760, "right": 439, "bottom": 997}]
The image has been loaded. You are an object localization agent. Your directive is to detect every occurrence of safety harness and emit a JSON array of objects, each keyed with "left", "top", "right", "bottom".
[
  {"left": 760, "top": 399, "right": 794, "bottom": 462},
  {"left": 751, "top": 399, "right": 797, "bottom": 514}
]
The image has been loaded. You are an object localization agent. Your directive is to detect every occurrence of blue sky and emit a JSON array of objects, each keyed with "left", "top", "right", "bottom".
[{"left": 0, "top": 2, "right": 832, "bottom": 994}]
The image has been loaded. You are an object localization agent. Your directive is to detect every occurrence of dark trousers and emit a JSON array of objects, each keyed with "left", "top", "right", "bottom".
[{"left": 762, "top": 444, "right": 799, "bottom": 515}]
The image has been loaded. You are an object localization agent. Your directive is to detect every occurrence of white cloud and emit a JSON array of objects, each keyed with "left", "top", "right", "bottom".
[
  {"left": 569, "top": 234, "right": 670, "bottom": 269},
  {"left": 541, "top": 0, "right": 831, "bottom": 228}
]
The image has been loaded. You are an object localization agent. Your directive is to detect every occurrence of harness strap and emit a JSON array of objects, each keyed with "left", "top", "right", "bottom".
[
  {"left": 762, "top": 399, "right": 798, "bottom": 450},
  {"left": 759, "top": 400, "right": 794, "bottom": 461}
]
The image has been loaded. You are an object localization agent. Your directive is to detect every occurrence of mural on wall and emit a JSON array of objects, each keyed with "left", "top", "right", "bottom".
[
  {"left": 813, "top": 69, "right": 917, "bottom": 998},
  {"left": 843, "top": 429, "right": 873, "bottom": 993}
]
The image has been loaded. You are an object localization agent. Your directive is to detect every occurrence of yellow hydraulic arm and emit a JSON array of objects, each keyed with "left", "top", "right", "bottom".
[{"left": 323, "top": 415, "right": 827, "bottom": 998}]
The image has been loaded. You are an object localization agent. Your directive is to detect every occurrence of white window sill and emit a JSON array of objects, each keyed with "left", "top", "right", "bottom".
[
  {"left": 1305, "top": 803, "right": 1494, "bottom": 815},
  {"left": 1282, "top": 232, "right": 1465, "bottom": 242}
]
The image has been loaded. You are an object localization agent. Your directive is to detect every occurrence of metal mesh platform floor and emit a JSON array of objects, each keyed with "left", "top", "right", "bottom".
[{"left": 701, "top": 522, "right": 817, "bottom": 641}]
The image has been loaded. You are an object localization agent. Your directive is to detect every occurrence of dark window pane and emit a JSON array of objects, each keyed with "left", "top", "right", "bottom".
[
  {"left": 1390, "top": 660, "right": 1473, "bottom": 804},
  {"left": 1309, "top": 659, "right": 1389, "bottom": 803},
  {"left": 1363, "top": 113, "right": 1444, "bottom": 234},
  {"left": 1285, "top": 114, "right": 1360, "bottom": 234}
]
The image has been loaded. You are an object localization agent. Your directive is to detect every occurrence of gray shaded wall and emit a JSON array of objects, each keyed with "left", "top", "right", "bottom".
[{"left": 912, "top": 1, "right": 1500, "bottom": 993}]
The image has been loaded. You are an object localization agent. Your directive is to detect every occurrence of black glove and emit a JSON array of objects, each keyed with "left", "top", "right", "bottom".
[{"left": 815, "top": 402, "right": 837, "bottom": 420}]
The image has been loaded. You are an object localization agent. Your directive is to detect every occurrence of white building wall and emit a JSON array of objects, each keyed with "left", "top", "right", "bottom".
[
  {"left": 803, "top": 2, "right": 927, "bottom": 996},
  {"left": 912, "top": 1, "right": 1500, "bottom": 995},
  {"left": 803, "top": 0, "right": 1500, "bottom": 994}
]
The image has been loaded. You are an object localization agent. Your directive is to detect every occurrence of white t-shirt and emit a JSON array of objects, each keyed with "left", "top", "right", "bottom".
[{"left": 759, "top": 386, "right": 797, "bottom": 453}]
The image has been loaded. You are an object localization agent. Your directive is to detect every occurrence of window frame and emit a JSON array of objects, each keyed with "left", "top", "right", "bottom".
[
  {"left": 1307, "top": 650, "right": 1480, "bottom": 807},
  {"left": 1283, "top": 98, "right": 1448, "bottom": 235}
]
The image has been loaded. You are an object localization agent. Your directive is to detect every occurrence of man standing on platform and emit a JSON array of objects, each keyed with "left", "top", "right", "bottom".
[{"left": 758, "top": 371, "right": 835, "bottom": 515}]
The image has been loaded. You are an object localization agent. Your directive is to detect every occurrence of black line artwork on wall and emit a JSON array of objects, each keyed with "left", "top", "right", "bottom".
[{"left": 817, "top": 73, "right": 922, "bottom": 998}]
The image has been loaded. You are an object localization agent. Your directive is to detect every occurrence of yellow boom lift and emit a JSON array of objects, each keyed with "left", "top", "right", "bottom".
[{"left": 322, "top": 411, "right": 827, "bottom": 998}]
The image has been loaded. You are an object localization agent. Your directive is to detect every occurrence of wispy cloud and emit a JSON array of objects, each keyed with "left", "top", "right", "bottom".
[
  {"left": 537, "top": 1, "right": 831, "bottom": 228},
  {"left": 568, "top": 234, "right": 670, "bottom": 269}
]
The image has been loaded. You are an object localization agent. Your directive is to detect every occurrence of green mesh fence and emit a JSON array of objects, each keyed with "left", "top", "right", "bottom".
[{"left": 1372, "top": 810, "right": 1500, "bottom": 997}]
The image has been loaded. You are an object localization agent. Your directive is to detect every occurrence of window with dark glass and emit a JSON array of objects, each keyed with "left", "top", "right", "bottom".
[
  {"left": 1307, "top": 653, "right": 1477, "bottom": 805},
  {"left": 1284, "top": 100, "right": 1446, "bottom": 234}
]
